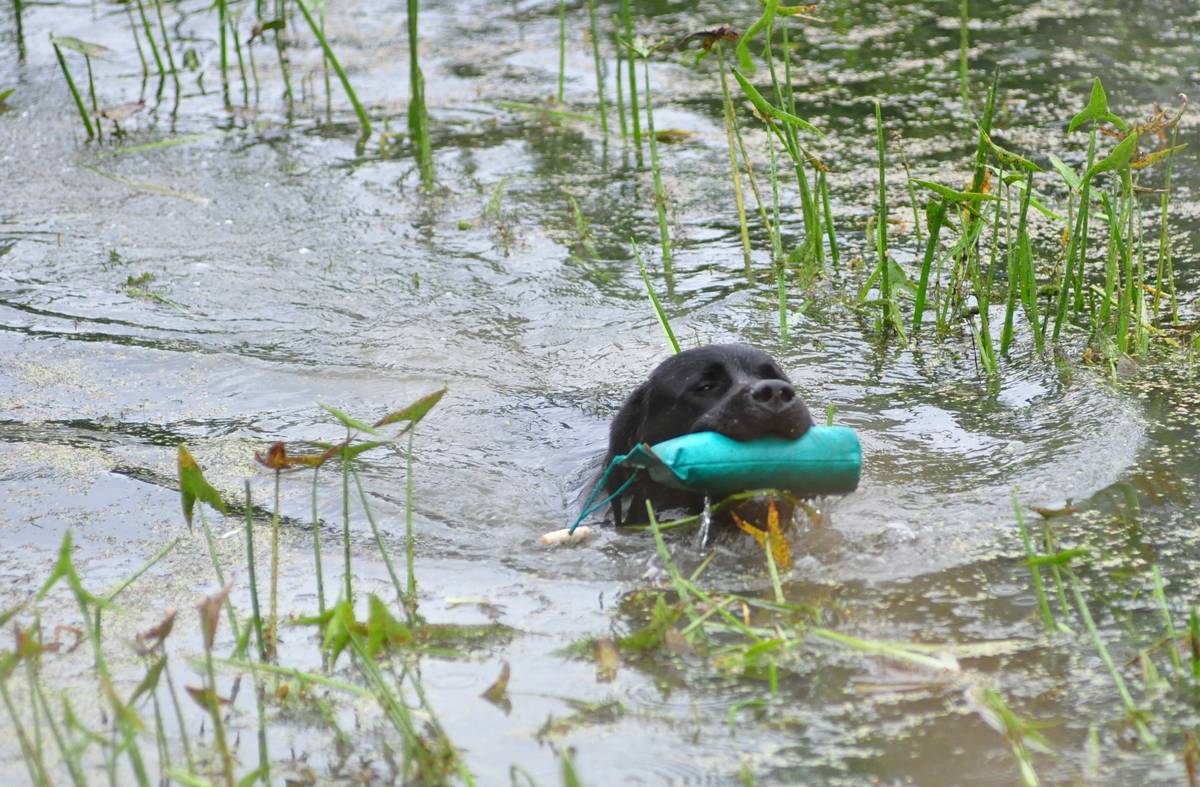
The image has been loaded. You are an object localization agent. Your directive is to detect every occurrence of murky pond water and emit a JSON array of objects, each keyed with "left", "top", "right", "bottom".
[{"left": 2, "top": 0, "right": 1200, "bottom": 783}]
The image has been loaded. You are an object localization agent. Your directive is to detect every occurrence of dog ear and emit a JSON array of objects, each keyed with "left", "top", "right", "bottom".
[
  {"left": 604, "top": 382, "right": 649, "bottom": 526},
  {"left": 607, "top": 381, "right": 648, "bottom": 458}
]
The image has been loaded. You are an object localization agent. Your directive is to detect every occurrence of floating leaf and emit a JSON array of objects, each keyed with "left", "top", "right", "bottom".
[
  {"left": 374, "top": 386, "right": 447, "bottom": 429},
  {"left": 178, "top": 444, "right": 226, "bottom": 528},
  {"left": 481, "top": 662, "right": 512, "bottom": 713},
  {"left": 732, "top": 69, "right": 822, "bottom": 135},
  {"left": 97, "top": 100, "right": 145, "bottom": 122},
  {"left": 0, "top": 87, "right": 13, "bottom": 105},
  {"left": 654, "top": 128, "right": 698, "bottom": 144},
  {"left": 49, "top": 35, "right": 114, "bottom": 60},
  {"left": 594, "top": 637, "right": 620, "bottom": 682},
  {"left": 1068, "top": 77, "right": 1127, "bottom": 133}
]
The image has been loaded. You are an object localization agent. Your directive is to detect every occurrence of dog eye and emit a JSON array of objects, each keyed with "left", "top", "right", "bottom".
[{"left": 692, "top": 380, "right": 719, "bottom": 394}]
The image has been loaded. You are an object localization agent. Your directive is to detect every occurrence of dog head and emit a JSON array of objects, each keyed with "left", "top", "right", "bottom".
[{"left": 604, "top": 343, "right": 814, "bottom": 524}]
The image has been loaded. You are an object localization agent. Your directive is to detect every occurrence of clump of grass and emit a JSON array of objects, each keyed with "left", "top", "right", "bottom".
[{"left": 0, "top": 389, "right": 485, "bottom": 783}]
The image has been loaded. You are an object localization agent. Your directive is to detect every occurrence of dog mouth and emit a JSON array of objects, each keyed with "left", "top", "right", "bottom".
[{"left": 692, "top": 402, "right": 813, "bottom": 442}]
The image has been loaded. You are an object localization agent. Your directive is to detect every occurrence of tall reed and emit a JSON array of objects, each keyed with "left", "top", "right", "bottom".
[
  {"left": 585, "top": 0, "right": 608, "bottom": 135},
  {"left": 50, "top": 36, "right": 95, "bottom": 140},
  {"left": 407, "top": 0, "right": 434, "bottom": 186},
  {"left": 618, "top": 0, "right": 642, "bottom": 162},
  {"left": 295, "top": 0, "right": 372, "bottom": 144},
  {"left": 640, "top": 54, "right": 671, "bottom": 271}
]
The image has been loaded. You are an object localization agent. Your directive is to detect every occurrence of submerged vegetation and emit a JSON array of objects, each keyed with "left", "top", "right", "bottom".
[{"left": 6, "top": 0, "right": 1200, "bottom": 783}]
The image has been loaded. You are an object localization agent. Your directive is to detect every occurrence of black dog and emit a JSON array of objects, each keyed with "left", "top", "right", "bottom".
[{"left": 605, "top": 344, "right": 814, "bottom": 525}]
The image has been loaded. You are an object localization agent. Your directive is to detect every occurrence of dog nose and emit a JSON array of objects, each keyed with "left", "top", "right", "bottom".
[{"left": 748, "top": 379, "right": 795, "bottom": 410}]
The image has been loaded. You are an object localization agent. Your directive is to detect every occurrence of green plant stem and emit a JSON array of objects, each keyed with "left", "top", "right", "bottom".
[
  {"left": 556, "top": 0, "right": 566, "bottom": 103},
  {"left": 124, "top": 1, "right": 149, "bottom": 79},
  {"left": 231, "top": 13, "right": 249, "bottom": 105},
  {"left": 405, "top": 0, "right": 433, "bottom": 185},
  {"left": 352, "top": 466, "right": 406, "bottom": 603},
  {"left": 1068, "top": 569, "right": 1158, "bottom": 748},
  {"left": 958, "top": 0, "right": 969, "bottom": 109},
  {"left": 819, "top": 169, "right": 839, "bottom": 268},
  {"left": 217, "top": 0, "right": 229, "bottom": 103},
  {"left": 585, "top": 0, "right": 607, "bottom": 134},
  {"left": 634, "top": 241, "right": 680, "bottom": 353},
  {"left": 404, "top": 429, "right": 418, "bottom": 619},
  {"left": 912, "top": 200, "right": 947, "bottom": 333},
  {"left": 874, "top": 101, "right": 896, "bottom": 337},
  {"left": 269, "top": 471, "right": 281, "bottom": 655},
  {"left": 245, "top": 481, "right": 268, "bottom": 661},
  {"left": 311, "top": 466, "right": 327, "bottom": 618},
  {"left": 13, "top": 0, "right": 25, "bottom": 62},
  {"left": 1156, "top": 124, "right": 1179, "bottom": 321},
  {"left": 202, "top": 646, "right": 236, "bottom": 786},
  {"left": 645, "top": 502, "right": 701, "bottom": 627},
  {"left": 198, "top": 509, "right": 242, "bottom": 642},
  {"left": 0, "top": 678, "right": 46, "bottom": 785},
  {"left": 272, "top": 0, "right": 294, "bottom": 110},
  {"left": 51, "top": 41, "right": 95, "bottom": 140},
  {"left": 132, "top": 0, "right": 165, "bottom": 78},
  {"left": 1151, "top": 565, "right": 1183, "bottom": 675},
  {"left": 342, "top": 437, "right": 353, "bottom": 603},
  {"left": 619, "top": 0, "right": 641, "bottom": 162},
  {"left": 612, "top": 19, "right": 626, "bottom": 138},
  {"left": 1013, "top": 492, "right": 1054, "bottom": 631},
  {"left": 152, "top": 0, "right": 179, "bottom": 91},
  {"left": 294, "top": 0, "right": 372, "bottom": 144},
  {"left": 771, "top": 141, "right": 787, "bottom": 339},
  {"left": 642, "top": 58, "right": 671, "bottom": 271},
  {"left": 717, "top": 43, "right": 753, "bottom": 280},
  {"left": 162, "top": 658, "right": 196, "bottom": 771},
  {"left": 1052, "top": 130, "right": 1096, "bottom": 340}
]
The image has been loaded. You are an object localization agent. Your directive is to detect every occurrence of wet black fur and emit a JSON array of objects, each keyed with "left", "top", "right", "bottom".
[{"left": 604, "top": 343, "right": 813, "bottom": 525}]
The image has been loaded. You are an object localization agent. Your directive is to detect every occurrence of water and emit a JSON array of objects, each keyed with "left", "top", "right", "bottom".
[{"left": 1, "top": 0, "right": 1199, "bottom": 783}]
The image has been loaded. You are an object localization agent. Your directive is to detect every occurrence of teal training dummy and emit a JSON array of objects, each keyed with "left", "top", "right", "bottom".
[
  {"left": 621, "top": 427, "right": 860, "bottom": 497},
  {"left": 571, "top": 426, "right": 861, "bottom": 533}
]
